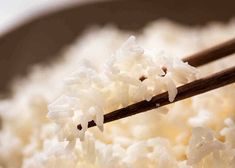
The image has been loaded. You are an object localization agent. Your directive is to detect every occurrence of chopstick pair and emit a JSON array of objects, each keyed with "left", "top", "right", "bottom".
[{"left": 77, "top": 38, "right": 235, "bottom": 130}]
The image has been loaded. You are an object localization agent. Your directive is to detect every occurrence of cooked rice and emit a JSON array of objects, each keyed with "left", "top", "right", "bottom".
[{"left": 0, "top": 20, "right": 235, "bottom": 168}]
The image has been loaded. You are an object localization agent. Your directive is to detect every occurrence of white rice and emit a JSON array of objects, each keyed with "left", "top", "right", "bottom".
[
  {"left": 0, "top": 19, "right": 235, "bottom": 168},
  {"left": 47, "top": 35, "right": 197, "bottom": 142}
]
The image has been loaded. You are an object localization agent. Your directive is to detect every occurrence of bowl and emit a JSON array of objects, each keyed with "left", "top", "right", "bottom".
[{"left": 0, "top": 0, "right": 235, "bottom": 95}]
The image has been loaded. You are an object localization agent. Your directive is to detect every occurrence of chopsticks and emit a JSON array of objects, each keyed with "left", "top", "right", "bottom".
[
  {"left": 182, "top": 38, "right": 235, "bottom": 67},
  {"left": 77, "top": 38, "right": 235, "bottom": 130}
]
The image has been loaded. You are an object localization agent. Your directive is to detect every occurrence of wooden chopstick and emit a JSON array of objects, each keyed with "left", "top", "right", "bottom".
[
  {"left": 77, "top": 38, "right": 235, "bottom": 130},
  {"left": 183, "top": 38, "right": 235, "bottom": 67},
  {"left": 78, "top": 66, "right": 235, "bottom": 130}
]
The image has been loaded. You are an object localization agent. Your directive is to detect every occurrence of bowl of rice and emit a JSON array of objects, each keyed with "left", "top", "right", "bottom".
[{"left": 0, "top": 0, "right": 235, "bottom": 167}]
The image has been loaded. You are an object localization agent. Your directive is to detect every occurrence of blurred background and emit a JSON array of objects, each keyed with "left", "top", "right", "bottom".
[
  {"left": 0, "top": 0, "right": 93, "bottom": 35},
  {"left": 0, "top": 0, "right": 234, "bottom": 96}
]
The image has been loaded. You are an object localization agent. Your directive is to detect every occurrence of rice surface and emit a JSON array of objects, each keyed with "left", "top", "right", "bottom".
[{"left": 1, "top": 20, "right": 235, "bottom": 168}]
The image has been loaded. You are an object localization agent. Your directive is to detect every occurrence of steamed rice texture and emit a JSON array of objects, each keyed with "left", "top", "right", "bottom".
[{"left": 0, "top": 19, "right": 235, "bottom": 168}]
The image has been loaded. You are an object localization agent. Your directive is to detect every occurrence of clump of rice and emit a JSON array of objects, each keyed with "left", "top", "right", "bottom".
[
  {"left": 47, "top": 35, "right": 197, "bottom": 142},
  {"left": 0, "top": 19, "right": 235, "bottom": 168}
]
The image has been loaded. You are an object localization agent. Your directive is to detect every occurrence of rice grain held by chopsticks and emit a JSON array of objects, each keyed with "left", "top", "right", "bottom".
[
  {"left": 48, "top": 35, "right": 197, "bottom": 141},
  {"left": 1, "top": 20, "right": 235, "bottom": 168}
]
